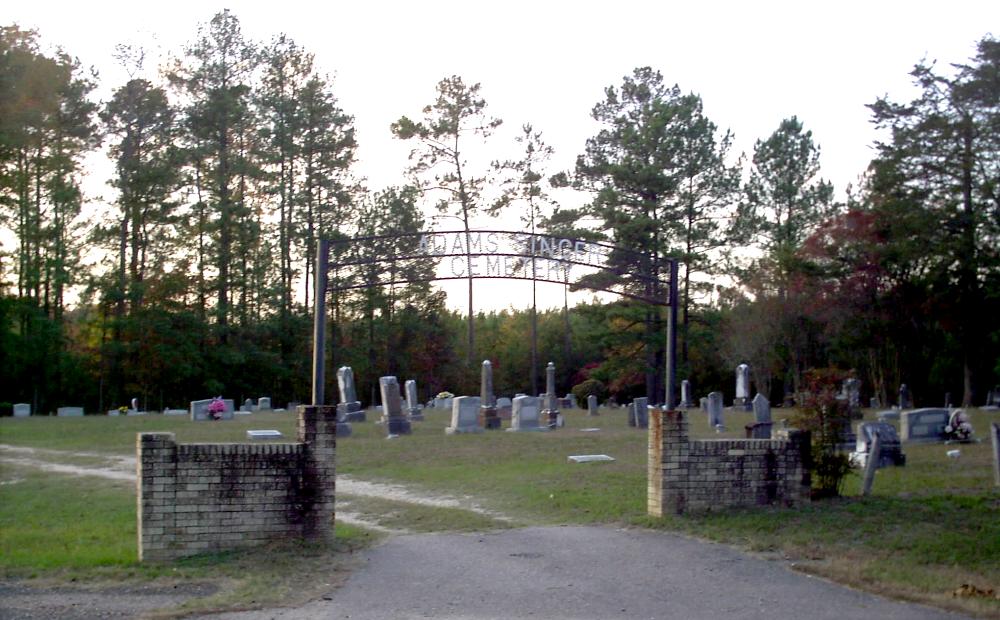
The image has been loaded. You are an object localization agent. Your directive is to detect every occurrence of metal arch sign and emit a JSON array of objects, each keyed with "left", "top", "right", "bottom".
[
  {"left": 310, "top": 229, "right": 680, "bottom": 410},
  {"left": 323, "top": 229, "right": 676, "bottom": 307}
]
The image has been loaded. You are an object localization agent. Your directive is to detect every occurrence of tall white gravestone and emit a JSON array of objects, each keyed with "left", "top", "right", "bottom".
[
  {"left": 734, "top": 364, "right": 750, "bottom": 408},
  {"left": 404, "top": 379, "right": 424, "bottom": 421},
  {"left": 540, "top": 362, "right": 560, "bottom": 429},
  {"left": 587, "top": 394, "right": 599, "bottom": 417},
  {"left": 680, "top": 380, "right": 693, "bottom": 408},
  {"left": 748, "top": 393, "right": 772, "bottom": 438},
  {"left": 337, "top": 366, "right": 365, "bottom": 423},
  {"left": 480, "top": 360, "right": 501, "bottom": 430}
]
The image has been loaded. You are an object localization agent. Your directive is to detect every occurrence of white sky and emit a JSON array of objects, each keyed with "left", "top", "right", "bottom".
[{"left": 7, "top": 0, "right": 999, "bottom": 312}]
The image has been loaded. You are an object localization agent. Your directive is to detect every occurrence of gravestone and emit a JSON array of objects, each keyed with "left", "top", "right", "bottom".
[
  {"left": 853, "top": 422, "right": 906, "bottom": 469},
  {"left": 985, "top": 388, "right": 1000, "bottom": 411},
  {"left": 433, "top": 396, "right": 454, "bottom": 410},
  {"left": 877, "top": 410, "right": 900, "bottom": 422},
  {"left": 699, "top": 397, "right": 708, "bottom": 412},
  {"left": 404, "top": 379, "right": 424, "bottom": 421},
  {"left": 380, "top": 376, "right": 411, "bottom": 436},
  {"left": 163, "top": 408, "right": 187, "bottom": 416},
  {"left": 508, "top": 395, "right": 545, "bottom": 432},
  {"left": 746, "top": 393, "right": 772, "bottom": 439},
  {"left": 898, "top": 384, "right": 912, "bottom": 409},
  {"left": 629, "top": 397, "right": 649, "bottom": 428},
  {"left": 13, "top": 403, "right": 30, "bottom": 418},
  {"left": 189, "top": 399, "right": 234, "bottom": 421},
  {"left": 843, "top": 378, "right": 862, "bottom": 417},
  {"left": 479, "top": 360, "right": 501, "bottom": 430},
  {"left": 241, "top": 398, "right": 254, "bottom": 412},
  {"left": 540, "top": 362, "right": 560, "bottom": 429},
  {"left": 564, "top": 393, "right": 577, "bottom": 409},
  {"left": 446, "top": 396, "right": 483, "bottom": 434},
  {"left": 496, "top": 397, "right": 513, "bottom": 420},
  {"left": 707, "top": 391, "right": 724, "bottom": 428},
  {"left": 337, "top": 366, "right": 365, "bottom": 422},
  {"left": 257, "top": 397, "right": 272, "bottom": 411},
  {"left": 900, "top": 408, "right": 950, "bottom": 443},
  {"left": 587, "top": 394, "right": 599, "bottom": 417},
  {"left": 734, "top": 364, "right": 750, "bottom": 407},
  {"left": 57, "top": 406, "right": 84, "bottom": 417},
  {"left": 679, "top": 380, "right": 693, "bottom": 409}
]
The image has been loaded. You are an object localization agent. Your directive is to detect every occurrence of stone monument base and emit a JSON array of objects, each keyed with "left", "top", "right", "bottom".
[
  {"left": 387, "top": 417, "right": 411, "bottom": 435},
  {"left": 480, "top": 406, "right": 501, "bottom": 430}
]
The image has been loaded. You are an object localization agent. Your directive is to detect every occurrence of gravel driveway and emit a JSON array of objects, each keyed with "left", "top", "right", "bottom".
[{"left": 199, "top": 525, "right": 970, "bottom": 620}]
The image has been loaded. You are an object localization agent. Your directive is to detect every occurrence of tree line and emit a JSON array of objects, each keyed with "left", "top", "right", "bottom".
[{"left": 1, "top": 12, "right": 997, "bottom": 415}]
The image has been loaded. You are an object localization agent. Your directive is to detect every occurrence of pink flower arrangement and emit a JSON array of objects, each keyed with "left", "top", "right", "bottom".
[{"left": 207, "top": 397, "right": 226, "bottom": 420}]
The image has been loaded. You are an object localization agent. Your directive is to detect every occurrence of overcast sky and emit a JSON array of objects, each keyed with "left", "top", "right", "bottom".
[{"left": 7, "top": 1, "right": 998, "bottom": 310}]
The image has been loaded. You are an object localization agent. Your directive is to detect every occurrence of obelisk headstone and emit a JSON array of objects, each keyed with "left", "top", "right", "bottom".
[
  {"left": 480, "top": 360, "right": 501, "bottom": 430},
  {"left": 540, "top": 362, "right": 560, "bottom": 429}
]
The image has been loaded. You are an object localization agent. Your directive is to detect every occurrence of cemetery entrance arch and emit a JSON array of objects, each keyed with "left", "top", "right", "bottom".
[{"left": 310, "top": 230, "right": 679, "bottom": 407}]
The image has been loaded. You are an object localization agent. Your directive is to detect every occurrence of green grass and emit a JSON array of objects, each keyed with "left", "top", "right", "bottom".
[{"left": 1, "top": 405, "right": 998, "bottom": 617}]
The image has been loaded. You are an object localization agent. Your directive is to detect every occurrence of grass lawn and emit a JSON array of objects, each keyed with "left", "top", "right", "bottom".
[{"left": 1, "top": 405, "right": 998, "bottom": 617}]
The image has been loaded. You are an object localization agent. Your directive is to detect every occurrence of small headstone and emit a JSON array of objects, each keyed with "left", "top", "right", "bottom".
[
  {"left": 707, "top": 391, "right": 724, "bottom": 428},
  {"left": 540, "top": 362, "right": 560, "bottom": 429},
  {"left": 247, "top": 429, "right": 283, "bottom": 440},
  {"left": 380, "top": 376, "right": 411, "bottom": 436},
  {"left": 241, "top": 398, "right": 254, "bottom": 412},
  {"left": 901, "top": 408, "right": 950, "bottom": 443},
  {"left": 336, "top": 366, "right": 365, "bottom": 423},
  {"left": 564, "top": 393, "right": 577, "bottom": 409},
  {"left": 699, "top": 397, "right": 708, "bottom": 412},
  {"left": 567, "top": 454, "right": 615, "bottom": 463},
  {"left": 629, "top": 397, "right": 649, "bottom": 428},
  {"left": 587, "top": 394, "right": 599, "bottom": 417},
  {"left": 679, "top": 380, "right": 693, "bottom": 409},
  {"left": 898, "top": 384, "right": 912, "bottom": 409},
  {"left": 496, "top": 397, "right": 513, "bottom": 420},
  {"left": 107, "top": 409, "right": 120, "bottom": 416},
  {"left": 746, "top": 393, "right": 772, "bottom": 438},
  {"left": 13, "top": 403, "right": 30, "bottom": 418},
  {"left": 479, "top": 360, "right": 501, "bottom": 430},
  {"left": 163, "top": 409, "right": 187, "bottom": 416},
  {"left": 404, "top": 379, "right": 424, "bottom": 421},
  {"left": 56, "top": 406, "right": 84, "bottom": 417},
  {"left": 853, "top": 422, "right": 905, "bottom": 468},
  {"left": 257, "top": 397, "right": 272, "bottom": 411},
  {"left": 508, "top": 395, "right": 545, "bottom": 432},
  {"left": 446, "top": 396, "right": 483, "bottom": 434}
]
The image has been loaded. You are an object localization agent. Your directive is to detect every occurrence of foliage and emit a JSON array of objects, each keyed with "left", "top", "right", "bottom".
[
  {"left": 790, "top": 368, "right": 854, "bottom": 498},
  {"left": 570, "top": 378, "right": 608, "bottom": 404}
]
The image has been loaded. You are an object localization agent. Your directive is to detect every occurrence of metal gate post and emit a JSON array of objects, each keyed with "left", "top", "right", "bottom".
[
  {"left": 312, "top": 239, "right": 330, "bottom": 406},
  {"left": 665, "top": 260, "right": 678, "bottom": 410}
]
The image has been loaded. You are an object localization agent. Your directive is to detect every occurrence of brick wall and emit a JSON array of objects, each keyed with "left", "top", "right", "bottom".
[
  {"left": 137, "top": 405, "right": 337, "bottom": 561},
  {"left": 648, "top": 409, "right": 811, "bottom": 516}
]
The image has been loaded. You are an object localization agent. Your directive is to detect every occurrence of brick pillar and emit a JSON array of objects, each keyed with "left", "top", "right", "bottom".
[
  {"left": 785, "top": 429, "right": 812, "bottom": 504},
  {"left": 298, "top": 405, "right": 337, "bottom": 540},
  {"left": 661, "top": 409, "right": 689, "bottom": 515},
  {"left": 137, "top": 432, "right": 177, "bottom": 562},
  {"left": 649, "top": 409, "right": 690, "bottom": 516},
  {"left": 647, "top": 408, "right": 664, "bottom": 516}
]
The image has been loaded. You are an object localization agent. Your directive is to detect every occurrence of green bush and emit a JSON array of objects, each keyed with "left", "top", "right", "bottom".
[{"left": 571, "top": 379, "right": 608, "bottom": 405}]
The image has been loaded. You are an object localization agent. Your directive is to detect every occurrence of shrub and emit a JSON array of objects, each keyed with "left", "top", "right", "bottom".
[
  {"left": 571, "top": 379, "right": 608, "bottom": 405},
  {"left": 791, "top": 368, "right": 854, "bottom": 499}
]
